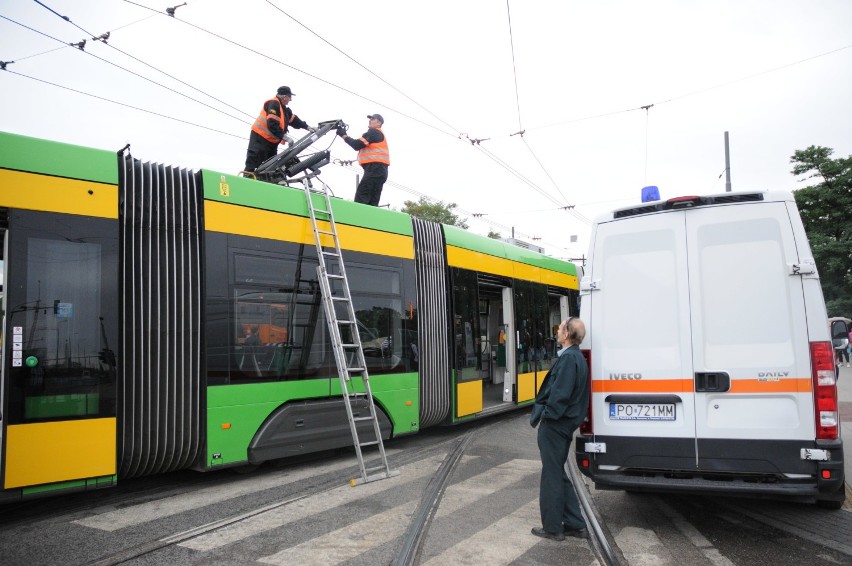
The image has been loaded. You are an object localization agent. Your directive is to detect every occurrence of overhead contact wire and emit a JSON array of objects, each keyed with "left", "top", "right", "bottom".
[
  {"left": 261, "top": 0, "right": 584, "bottom": 235},
  {"left": 31, "top": 0, "right": 253, "bottom": 120},
  {"left": 3, "top": 14, "right": 251, "bottom": 125},
  {"left": 2, "top": 69, "right": 244, "bottom": 139},
  {"left": 122, "top": 0, "right": 459, "bottom": 139},
  {"left": 503, "top": 1, "right": 587, "bottom": 223},
  {"left": 265, "top": 0, "right": 463, "bottom": 137}
]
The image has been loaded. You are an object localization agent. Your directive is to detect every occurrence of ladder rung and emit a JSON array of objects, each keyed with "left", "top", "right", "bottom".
[
  {"left": 341, "top": 343, "right": 358, "bottom": 348},
  {"left": 327, "top": 274, "right": 345, "bottom": 280},
  {"left": 364, "top": 466, "right": 390, "bottom": 477},
  {"left": 332, "top": 296, "right": 349, "bottom": 301},
  {"left": 353, "top": 416, "right": 373, "bottom": 422},
  {"left": 322, "top": 251, "right": 340, "bottom": 257},
  {"left": 316, "top": 229, "right": 335, "bottom": 236},
  {"left": 359, "top": 440, "right": 380, "bottom": 448},
  {"left": 347, "top": 367, "right": 365, "bottom": 372},
  {"left": 337, "top": 319, "right": 354, "bottom": 325}
]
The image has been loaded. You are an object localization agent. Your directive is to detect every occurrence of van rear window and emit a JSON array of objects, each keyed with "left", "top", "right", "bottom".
[{"left": 614, "top": 193, "right": 764, "bottom": 219}]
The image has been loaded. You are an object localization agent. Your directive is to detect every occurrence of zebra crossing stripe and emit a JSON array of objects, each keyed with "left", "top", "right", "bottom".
[
  {"left": 179, "top": 453, "right": 450, "bottom": 552},
  {"left": 260, "top": 458, "right": 540, "bottom": 565},
  {"left": 421, "top": 499, "right": 541, "bottom": 565},
  {"left": 436, "top": 458, "right": 539, "bottom": 517},
  {"left": 258, "top": 500, "right": 420, "bottom": 565},
  {"left": 72, "top": 450, "right": 400, "bottom": 532}
]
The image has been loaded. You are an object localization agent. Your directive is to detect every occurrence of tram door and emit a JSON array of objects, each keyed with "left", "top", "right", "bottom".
[
  {"left": 501, "top": 287, "right": 516, "bottom": 402},
  {"left": 2, "top": 215, "right": 118, "bottom": 491}
]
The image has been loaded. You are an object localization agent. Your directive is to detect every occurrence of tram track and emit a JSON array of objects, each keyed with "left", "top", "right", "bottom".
[
  {"left": 81, "top": 429, "right": 481, "bottom": 566},
  {"left": 21, "top": 412, "right": 613, "bottom": 566},
  {"left": 567, "top": 454, "right": 621, "bottom": 566},
  {"left": 392, "top": 414, "right": 621, "bottom": 566},
  {"left": 392, "top": 429, "right": 478, "bottom": 565}
]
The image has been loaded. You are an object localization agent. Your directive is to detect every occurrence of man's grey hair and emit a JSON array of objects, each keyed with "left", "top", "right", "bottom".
[{"left": 564, "top": 317, "right": 586, "bottom": 344}]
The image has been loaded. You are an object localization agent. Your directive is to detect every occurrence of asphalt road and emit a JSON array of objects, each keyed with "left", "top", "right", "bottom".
[{"left": 0, "top": 369, "right": 849, "bottom": 565}]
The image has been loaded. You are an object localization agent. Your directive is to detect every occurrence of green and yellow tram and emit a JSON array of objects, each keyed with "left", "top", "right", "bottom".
[{"left": 0, "top": 130, "right": 579, "bottom": 501}]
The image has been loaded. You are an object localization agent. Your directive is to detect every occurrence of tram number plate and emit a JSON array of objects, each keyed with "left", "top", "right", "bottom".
[{"left": 609, "top": 403, "right": 675, "bottom": 421}]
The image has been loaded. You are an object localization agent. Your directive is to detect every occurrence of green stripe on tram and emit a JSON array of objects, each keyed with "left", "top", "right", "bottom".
[
  {"left": 0, "top": 130, "right": 118, "bottom": 184},
  {"left": 201, "top": 169, "right": 414, "bottom": 236},
  {"left": 443, "top": 224, "right": 578, "bottom": 277}
]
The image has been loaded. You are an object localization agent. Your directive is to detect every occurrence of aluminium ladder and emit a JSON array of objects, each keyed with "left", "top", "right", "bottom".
[{"left": 302, "top": 181, "right": 399, "bottom": 486}]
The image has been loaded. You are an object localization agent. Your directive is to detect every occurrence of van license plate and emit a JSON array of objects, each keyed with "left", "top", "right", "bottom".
[{"left": 609, "top": 403, "right": 675, "bottom": 421}]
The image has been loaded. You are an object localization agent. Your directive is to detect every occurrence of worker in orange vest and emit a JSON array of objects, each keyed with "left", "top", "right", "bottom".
[
  {"left": 337, "top": 114, "right": 390, "bottom": 206},
  {"left": 244, "top": 86, "right": 311, "bottom": 173}
]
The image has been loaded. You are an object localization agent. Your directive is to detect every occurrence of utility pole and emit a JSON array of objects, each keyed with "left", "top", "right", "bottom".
[{"left": 724, "top": 131, "right": 732, "bottom": 192}]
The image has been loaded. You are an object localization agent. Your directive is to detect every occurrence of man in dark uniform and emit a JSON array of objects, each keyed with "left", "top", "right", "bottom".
[
  {"left": 244, "top": 86, "right": 311, "bottom": 173},
  {"left": 337, "top": 114, "right": 390, "bottom": 206},
  {"left": 529, "top": 317, "right": 590, "bottom": 541}
]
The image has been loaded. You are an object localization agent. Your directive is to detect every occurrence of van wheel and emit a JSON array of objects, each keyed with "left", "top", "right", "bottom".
[
  {"left": 816, "top": 498, "right": 843, "bottom": 510},
  {"left": 816, "top": 485, "right": 845, "bottom": 510}
]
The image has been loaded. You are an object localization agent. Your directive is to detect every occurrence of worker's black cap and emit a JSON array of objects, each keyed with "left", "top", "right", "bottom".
[
  {"left": 277, "top": 86, "right": 295, "bottom": 96},
  {"left": 367, "top": 113, "right": 384, "bottom": 124}
]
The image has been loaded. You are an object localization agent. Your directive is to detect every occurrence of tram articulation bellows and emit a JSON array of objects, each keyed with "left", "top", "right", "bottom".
[{"left": 302, "top": 181, "right": 399, "bottom": 486}]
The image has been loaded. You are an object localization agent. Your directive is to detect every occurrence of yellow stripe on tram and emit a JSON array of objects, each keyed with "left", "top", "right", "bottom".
[
  {"left": 4, "top": 418, "right": 117, "bottom": 489},
  {"left": 0, "top": 169, "right": 118, "bottom": 219},
  {"left": 205, "top": 200, "right": 414, "bottom": 259},
  {"left": 446, "top": 245, "right": 577, "bottom": 288}
]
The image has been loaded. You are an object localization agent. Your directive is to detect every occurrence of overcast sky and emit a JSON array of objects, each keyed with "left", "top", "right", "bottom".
[{"left": 2, "top": 0, "right": 851, "bottom": 260}]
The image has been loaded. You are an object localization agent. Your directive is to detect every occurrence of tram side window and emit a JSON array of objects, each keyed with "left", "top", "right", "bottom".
[
  {"left": 539, "top": 292, "right": 562, "bottom": 371},
  {"left": 7, "top": 215, "right": 118, "bottom": 424},
  {"left": 229, "top": 251, "right": 329, "bottom": 382},
  {"left": 451, "top": 268, "right": 480, "bottom": 381},
  {"left": 514, "top": 280, "right": 550, "bottom": 373},
  {"left": 346, "top": 263, "right": 409, "bottom": 375}
]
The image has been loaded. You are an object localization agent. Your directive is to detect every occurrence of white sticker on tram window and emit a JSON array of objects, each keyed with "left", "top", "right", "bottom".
[
  {"left": 12, "top": 359, "right": 22, "bottom": 367},
  {"left": 13, "top": 334, "right": 22, "bottom": 343},
  {"left": 13, "top": 326, "right": 23, "bottom": 335},
  {"left": 12, "top": 342, "right": 22, "bottom": 351},
  {"left": 12, "top": 350, "right": 22, "bottom": 360}
]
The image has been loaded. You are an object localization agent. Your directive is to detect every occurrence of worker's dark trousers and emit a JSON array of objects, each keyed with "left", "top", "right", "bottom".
[
  {"left": 354, "top": 166, "right": 388, "bottom": 206},
  {"left": 244, "top": 133, "right": 278, "bottom": 172},
  {"left": 537, "top": 418, "right": 585, "bottom": 533}
]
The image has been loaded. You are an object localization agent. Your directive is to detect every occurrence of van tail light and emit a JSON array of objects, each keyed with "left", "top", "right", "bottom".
[
  {"left": 580, "top": 348, "right": 593, "bottom": 434},
  {"left": 810, "top": 341, "right": 838, "bottom": 440}
]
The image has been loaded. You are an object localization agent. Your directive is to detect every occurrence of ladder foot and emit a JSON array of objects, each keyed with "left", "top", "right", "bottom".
[{"left": 349, "top": 470, "right": 401, "bottom": 486}]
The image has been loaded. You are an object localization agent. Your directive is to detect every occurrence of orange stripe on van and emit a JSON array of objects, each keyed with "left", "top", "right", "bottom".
[
  {"left": 593, "top": 379, "right": 694, "bottom": 393},
  {"left": 593, "top": 378, "right": 812, "bottom": 394},
  {"left": 727, "top": 378, "right": 812, "bottom": 393}
]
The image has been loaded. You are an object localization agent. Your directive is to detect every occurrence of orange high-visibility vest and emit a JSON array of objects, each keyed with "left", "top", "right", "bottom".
[
  {"left": 251, "top": 97, "right": 293, "bottom": 144},
  {"left": 357, "top": 128, "right": 390, "bottom": 166}
]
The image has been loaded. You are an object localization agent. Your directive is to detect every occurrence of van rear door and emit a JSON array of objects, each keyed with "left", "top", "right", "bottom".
[
  {"left": 685, "top": 202, "right": 815, "bottom": 472},
  {"left": 588, "top": 211, "right": 697, "bottom": 469}
]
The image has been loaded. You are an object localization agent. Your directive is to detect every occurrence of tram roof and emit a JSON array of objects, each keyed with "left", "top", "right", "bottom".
[
  {"left": 0, "top": 130, "right": 576, "bottom": 277},
  {"left": 0, "top": 130, "right": 118, "bottom": 185}
]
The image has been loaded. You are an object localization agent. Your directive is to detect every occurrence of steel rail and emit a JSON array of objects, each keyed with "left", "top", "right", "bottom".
[
  {"left": 567, "top": 454, "right": 621, "bottom": 566},
  {"left": 392, "top": 430, "right": 476, "bottom": 566}
]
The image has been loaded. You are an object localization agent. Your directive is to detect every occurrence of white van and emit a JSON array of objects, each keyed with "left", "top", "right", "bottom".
[{"left": 575, "top": 191, "right": 845, "bottom": 508}]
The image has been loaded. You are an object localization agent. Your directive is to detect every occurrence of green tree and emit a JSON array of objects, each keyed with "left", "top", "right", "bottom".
[
  {"left": 487, "top": 229, "right": 502, "bottom": 239},
  {"left": 401, "top": 197, "right": 469, "bottom": 229},
  {"left": 790, "top": 146, "right": 852, "bottom": 316}
]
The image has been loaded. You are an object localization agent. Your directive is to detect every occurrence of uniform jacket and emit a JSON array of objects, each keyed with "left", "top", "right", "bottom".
[
  {"left": 530, "top": 344, "right": 589, "bottom": 429},
  {"left": 251, "top": 97, "right": 308, "bottom": 143}
]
